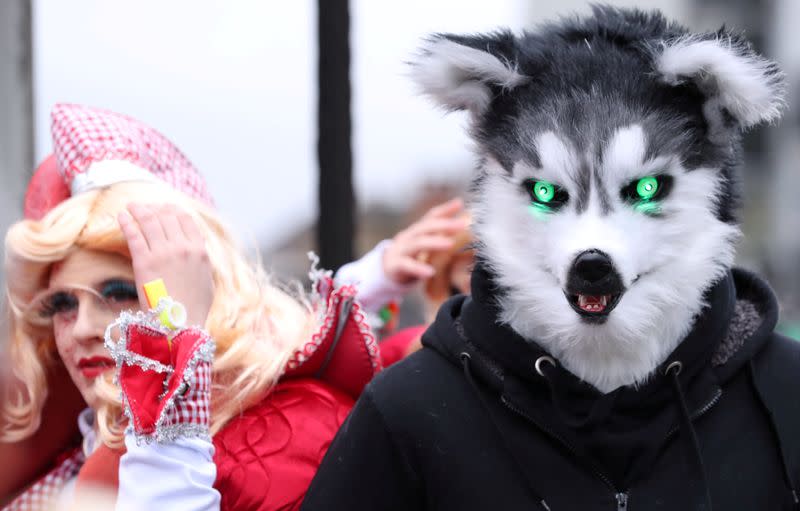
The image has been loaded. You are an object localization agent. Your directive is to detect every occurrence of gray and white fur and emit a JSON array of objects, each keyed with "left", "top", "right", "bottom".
[{"left": 410, "top": 6, "right": 785, "bottom": 393}]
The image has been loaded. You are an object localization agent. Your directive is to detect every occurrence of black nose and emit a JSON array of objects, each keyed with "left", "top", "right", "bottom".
[{"left": 572, "top": 250, "right": 613, "bottom": 283}]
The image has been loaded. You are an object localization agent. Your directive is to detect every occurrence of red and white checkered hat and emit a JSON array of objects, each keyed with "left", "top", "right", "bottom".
[{"left": 23, "top": 103, "right": 213, "bottom": 220}]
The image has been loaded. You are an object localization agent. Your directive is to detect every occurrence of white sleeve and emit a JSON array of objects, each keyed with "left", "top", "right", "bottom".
[
  {"left": 335, "top": 240, "right": 414, "bottom": 316},
  {"left": 115, "top": 433, "right": 220, "bottom": 511}
]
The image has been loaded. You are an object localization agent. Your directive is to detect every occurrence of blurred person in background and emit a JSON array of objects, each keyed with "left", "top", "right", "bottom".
[
  {"left": 335, "top": 198, "right": 472, "bottom": 364},
  {"left": 0, "top": 103, "right": 383, "bottom": 511}
]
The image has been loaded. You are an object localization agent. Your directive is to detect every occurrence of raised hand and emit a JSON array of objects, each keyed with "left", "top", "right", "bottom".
[
  {"left": 382, "top": 198, "right": 469, "bottom": 285},
  {"left": 118, "top": 203, "right": 214, "bottom": 328}
]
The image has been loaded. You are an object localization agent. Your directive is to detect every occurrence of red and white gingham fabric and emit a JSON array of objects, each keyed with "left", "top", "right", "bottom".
[
  {"left": 110, "top": 322, "right": 214, "bottom": 442},
  {"left": 160, "top": 352, "right": 212, "bottom": 432},
  {"left": 23, "top": 103, "right": 213, "bottom": 220},
  {"left": 51, "top": 103, "right": 212, "bottom": 205},
  {"left": 2, "top": 447, "right": 85, "bottom": 511}
]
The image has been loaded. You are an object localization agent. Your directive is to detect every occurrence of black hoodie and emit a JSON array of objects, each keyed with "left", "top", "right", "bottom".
[{"left": 301, "top": 266, "right": 800, "bottom": 510}]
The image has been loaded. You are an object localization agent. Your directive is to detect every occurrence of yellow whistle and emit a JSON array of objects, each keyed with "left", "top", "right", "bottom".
[
  {"left": 143, "top": 279, "right": 169, "bottom": 309},
  {"left": 142, "top": 279, "right": 186, "bottom": 330}
]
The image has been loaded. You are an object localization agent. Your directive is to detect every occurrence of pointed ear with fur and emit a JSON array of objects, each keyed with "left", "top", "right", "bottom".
[
  {"left": 410, "top": 32, "right": 528, "bottom": 115},
  {"left": 655, "top": 32, "right": 787, "bottom": 130}
]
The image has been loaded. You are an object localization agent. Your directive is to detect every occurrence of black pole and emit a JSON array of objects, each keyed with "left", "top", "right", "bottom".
[{"left": 317, "top": 0, "right": 354, "bottom": 271}]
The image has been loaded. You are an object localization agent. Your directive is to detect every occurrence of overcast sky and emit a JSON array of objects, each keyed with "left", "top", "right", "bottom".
[{"left": 33, "top": 0, "right": 687, "bottom": 249}]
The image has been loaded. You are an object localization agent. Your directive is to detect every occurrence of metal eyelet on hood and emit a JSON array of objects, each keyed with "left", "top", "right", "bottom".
[
  {"left": 664, "top": 360, "right": 683, "bottom": 376},
  {"left": 535, "top": 356, "right": 556, "bottom": 377}
]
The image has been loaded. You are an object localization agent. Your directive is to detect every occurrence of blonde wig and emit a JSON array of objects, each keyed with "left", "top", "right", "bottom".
[{"left": 1, "top": 180, "right": 314, "bottom": 447}]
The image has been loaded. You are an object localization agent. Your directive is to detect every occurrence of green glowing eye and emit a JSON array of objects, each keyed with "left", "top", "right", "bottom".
[
  {"left": 621, "top": 174, "right": 671, "bottom": 215},
  {"left": 524, "top": 179, "right": 568, "bottom": 217},
  {"left": 533, "top": 181, "right": 555, "bottom": 203},
  {"left": 636, "top": 176, "right": 659, "bottom": 200}
]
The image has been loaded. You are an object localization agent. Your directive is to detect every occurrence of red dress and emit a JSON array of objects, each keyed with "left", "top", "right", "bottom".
[
  {"left": 212, "top": 379, "right": 352, "bottom": 510},
  {"left": 211, "top": 281, "right": 381, "bottom": 510}
]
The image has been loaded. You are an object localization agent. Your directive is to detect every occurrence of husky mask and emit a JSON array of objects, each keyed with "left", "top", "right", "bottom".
[{"left": 411, "top": 6, "right": 786, "bottom": 393}]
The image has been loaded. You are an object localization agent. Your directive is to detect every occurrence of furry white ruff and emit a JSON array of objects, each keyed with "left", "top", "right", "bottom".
[
  {"left": 410, "top": 37, "right": 528, "bottom": 114},
  {"left": 655, "top": 35, "right": 786, "bottom": 127},
  {"left": 472, "top": 128, "right": 740, "bottom": 393}
]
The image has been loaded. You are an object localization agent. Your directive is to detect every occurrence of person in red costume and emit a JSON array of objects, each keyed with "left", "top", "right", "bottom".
[
  {"left": 335, "top": 198, "right": 471, "bottom": 365},
  {"left": 0, "top": 103, "right": 382, "bottom": 510}
]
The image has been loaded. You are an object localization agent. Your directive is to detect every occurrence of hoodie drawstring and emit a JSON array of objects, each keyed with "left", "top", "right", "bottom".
[
  {"left": 460, "top": 352, "right": 552, "bottom": 511},
  {"left": 748, "top": 361, "right": 800, "bottom": 509},
  {"left": 665, "top": 361, "right": 713, "bottom": 511},
  {"left": 461, "top": 350, "right": 795, "bottom": 510}
]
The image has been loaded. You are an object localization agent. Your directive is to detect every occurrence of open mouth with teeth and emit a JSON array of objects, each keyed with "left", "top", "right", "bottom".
[
  {"left": 565, "top": 250, "right": 625, "bottom": 323},
  {"left": 565, "top": 292, "right": 623, "bottom": 321}
]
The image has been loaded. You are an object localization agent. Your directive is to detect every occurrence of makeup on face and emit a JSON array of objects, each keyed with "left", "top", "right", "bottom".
[
  {"left": 27, "top": 280, "right": 139, "bottom": 326},
  {"left": 30, "top": 249, "right": 139, "bottom": 408}
]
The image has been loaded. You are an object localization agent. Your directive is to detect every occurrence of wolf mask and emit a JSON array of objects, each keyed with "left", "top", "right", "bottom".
[{"left": 411, "top": 6, "right": 786, "bottom": 393}]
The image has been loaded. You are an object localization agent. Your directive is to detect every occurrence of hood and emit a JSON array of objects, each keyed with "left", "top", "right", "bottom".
[{"left": 421, "top": 263, "right": 779, "bottom": 488}]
